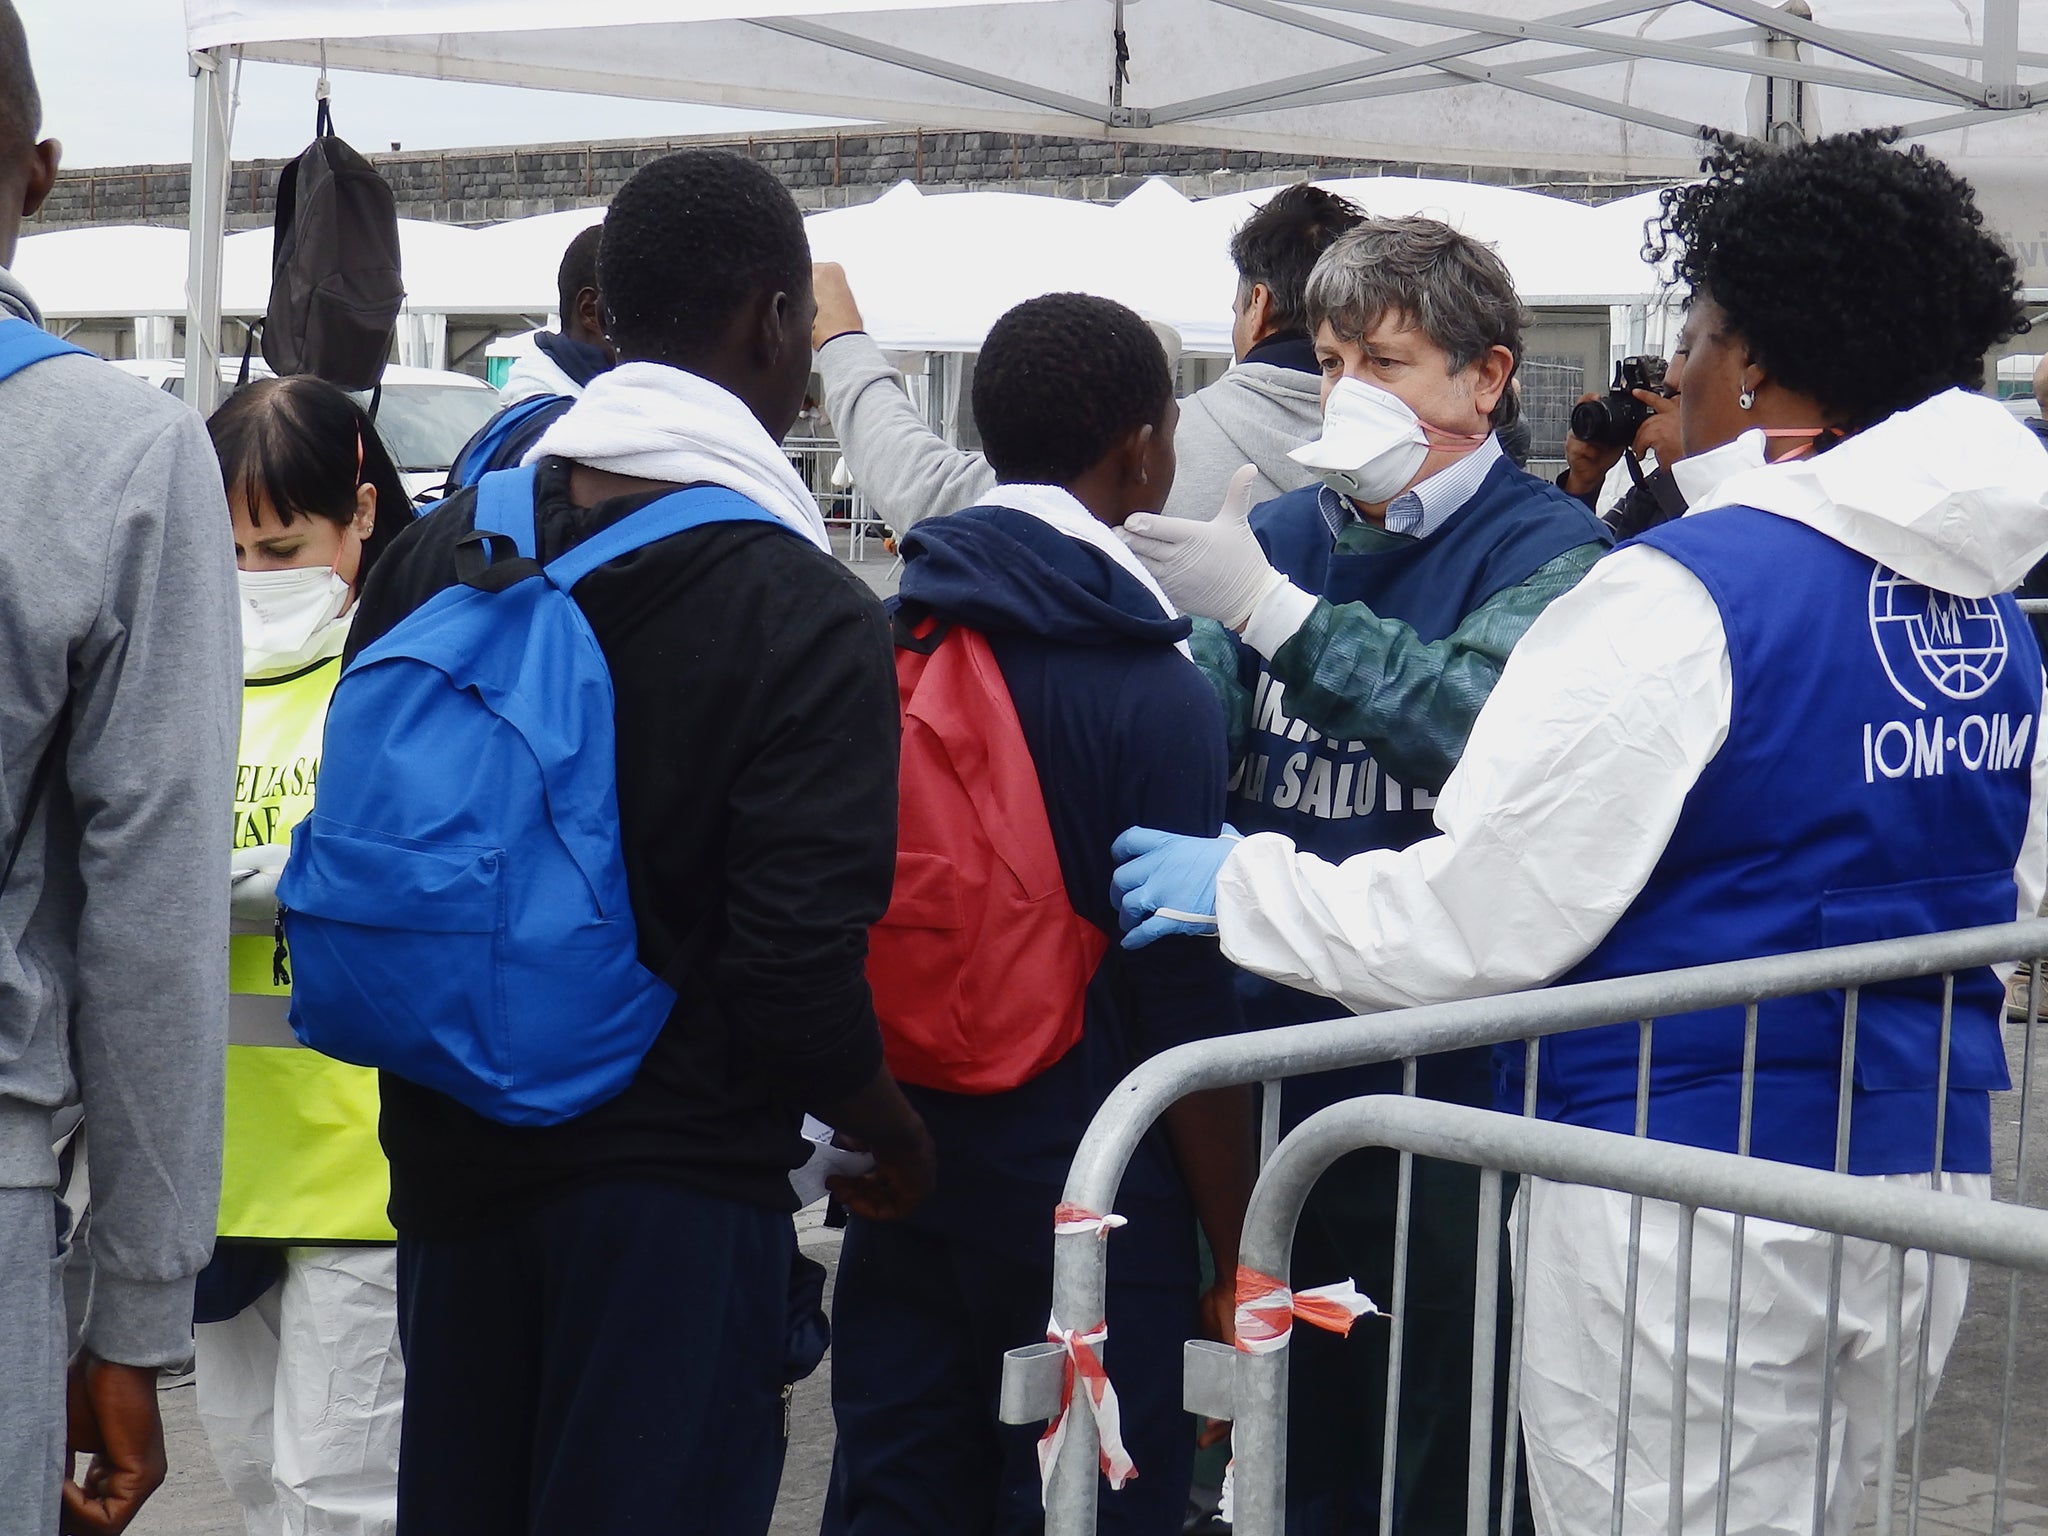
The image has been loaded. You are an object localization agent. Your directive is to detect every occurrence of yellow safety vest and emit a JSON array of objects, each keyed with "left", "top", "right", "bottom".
[{"left": 221, "top": 654, "right": 395, "bottom": 1243}]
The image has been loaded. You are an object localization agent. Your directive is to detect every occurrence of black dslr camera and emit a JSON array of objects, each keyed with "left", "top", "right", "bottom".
[{"left": 1569, "top": 356, "right": 1670, "bottom": 448}]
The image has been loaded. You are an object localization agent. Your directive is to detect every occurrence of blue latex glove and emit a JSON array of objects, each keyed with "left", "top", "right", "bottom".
[{"left": 1110, "top": 825, "right": 1242, "bottom": 950}]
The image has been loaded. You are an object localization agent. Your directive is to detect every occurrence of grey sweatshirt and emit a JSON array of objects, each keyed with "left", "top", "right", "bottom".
[
  {"left": 815, "top": 331, "right": 1326, "bottom": 530},
  {"left": 0, "top": 269, "right": 239, "bottom": 1368},
  {"left": 1162, "top": 361, "right": 1325, "bottom": 518}
]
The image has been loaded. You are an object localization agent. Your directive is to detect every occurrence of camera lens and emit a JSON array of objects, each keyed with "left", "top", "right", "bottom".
[{"left": 1570, "top": 393, "right": 1648, "bottom": 448}]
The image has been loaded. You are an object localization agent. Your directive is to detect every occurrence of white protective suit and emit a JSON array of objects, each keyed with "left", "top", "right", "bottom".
[
  {"left": 1213, "top": 388, "right": 2048, "bottom": 1535},
  {"left": 194, "top": 1247, "right": 404, "bottom": 1536}
]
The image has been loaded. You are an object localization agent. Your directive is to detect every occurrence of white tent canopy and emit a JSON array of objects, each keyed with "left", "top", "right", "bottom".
[
  {"left": 177, "top": 1, "right": 2048, "bottom": 409},
  {"left": 22, "top": 175, "right": 1671, "bottom": 359},
  {"left": 11, "top": 226, "right": 192, "bottom": 319},
  {"left": 184, "top": 1, "right": 2048, "bottom": 177}
]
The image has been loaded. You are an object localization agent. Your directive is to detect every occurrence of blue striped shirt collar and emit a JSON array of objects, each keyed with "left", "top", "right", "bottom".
[{"left": 1317, "top": 432, "right": 1504, "bottom": 543}]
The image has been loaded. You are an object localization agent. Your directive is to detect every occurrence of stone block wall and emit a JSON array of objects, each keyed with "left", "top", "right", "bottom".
[{"left": 32, "top": 126, "right": 1666, "bottom": 232}]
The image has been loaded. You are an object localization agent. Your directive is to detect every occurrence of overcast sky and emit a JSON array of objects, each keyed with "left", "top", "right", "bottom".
[{"left": 16, "top": 0, "right": 827, "bottom": 168}]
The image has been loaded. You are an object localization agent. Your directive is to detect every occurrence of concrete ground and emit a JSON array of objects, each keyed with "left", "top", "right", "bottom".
[{"left": 131, "top": 1210, "right": 847, "bottom": 1536}]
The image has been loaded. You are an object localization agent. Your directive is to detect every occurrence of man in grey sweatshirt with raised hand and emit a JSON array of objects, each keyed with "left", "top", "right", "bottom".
[
  {"left": 812, "top": 183, "right": 1363, "bottom": 529},
  {"left": 0, "top": 9, "right": 241, "bottom": 1533}
]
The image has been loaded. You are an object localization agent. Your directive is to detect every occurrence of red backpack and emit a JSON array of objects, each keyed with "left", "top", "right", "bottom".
[{"left": 866, "top": 610, "right": 1108, "bottom": 1094}]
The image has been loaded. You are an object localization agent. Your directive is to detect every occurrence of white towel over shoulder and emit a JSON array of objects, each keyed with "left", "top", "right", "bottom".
[{"left": 526, "top": 361, "right": 831, "bottom": 552}]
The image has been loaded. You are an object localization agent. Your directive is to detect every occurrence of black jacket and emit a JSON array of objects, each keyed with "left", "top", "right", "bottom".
[
  {"left": 1559, "top": 458, "right": 1686, "bottom": 539},
  {"left": 346, "top": 458, "right": 899, "bottom": 1234}
]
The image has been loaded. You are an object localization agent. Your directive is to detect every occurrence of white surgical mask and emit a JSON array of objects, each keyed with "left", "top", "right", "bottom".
[
  {"left": 239, "top": 566, "right": 353, "bottom": 679},
  {"left": 1288, "top": 377, "right": 1486, "bottom": 505}
]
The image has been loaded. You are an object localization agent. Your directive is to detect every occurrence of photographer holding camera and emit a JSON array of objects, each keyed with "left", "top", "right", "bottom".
[{"left": 1560, "top": 335, "right": 1689, "bottom": 537}]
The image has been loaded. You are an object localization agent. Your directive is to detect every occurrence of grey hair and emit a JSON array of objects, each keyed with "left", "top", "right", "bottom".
[{"left": 1304, "top": 216, "right": 1526, "bottom": 424}]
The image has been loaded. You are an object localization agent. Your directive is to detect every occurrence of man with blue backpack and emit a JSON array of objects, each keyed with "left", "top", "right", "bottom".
[
  {"left": 283, "top": 148, "right": 934, "bottom": 1536},
  {"left": 444, "top": 223, "right": 616, "bottom": 489}
]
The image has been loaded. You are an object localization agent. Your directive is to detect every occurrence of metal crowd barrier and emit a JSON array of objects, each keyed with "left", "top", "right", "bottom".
[
  {"left": 998, "top": 916, "right": 2048, "bottom": 1536},
  {"left": 783, "top": 435, "right": 886, "bottom": 561},
  {"left": 1211, "top": 1096, "right": 2048, "bottom": 1536}
]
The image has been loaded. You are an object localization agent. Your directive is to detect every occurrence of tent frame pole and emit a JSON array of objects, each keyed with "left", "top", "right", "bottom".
[
  {"left": 1690, "top": 0, "right": 1988, "bottom": 102},
  {"left": 1315, "top": 0, "right": 1964, "bottom": 103},
  {"left": 1984, "top": 0, "right": 2026, "bottom": 110},
  {"left": 1155, "top": 0, "right": 1710, "bottom": 138},
  {"left": 183, "top": 46, "right": 231, "bottom": 418},
  {"left": 1151, "top": 0, "right": 1667, "bottom": 123},
  {"left": 1149, "top": 0, "right": 2025, "bottom": 132},
  {"left": 1164, "top": 9, "right": 1769, "bottom": 120},
  {"left": 749, "top": 16, "right": 1115, "bottom": 121}
]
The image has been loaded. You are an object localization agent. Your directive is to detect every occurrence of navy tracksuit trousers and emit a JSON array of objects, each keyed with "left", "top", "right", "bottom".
[
  {"left": 824, "top": 1212, "right": 1196, "bottom": 1535},
  {"left": 394, "top": 1179, "right": 794, "bottom": 1536}
]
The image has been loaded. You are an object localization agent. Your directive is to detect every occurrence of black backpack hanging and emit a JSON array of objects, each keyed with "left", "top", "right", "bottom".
[{"left": 262, "top": 97, "right": 405, "bottom": 391}]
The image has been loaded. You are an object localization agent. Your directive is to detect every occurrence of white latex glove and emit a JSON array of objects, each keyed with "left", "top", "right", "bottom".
[
  {"left": 229, "top": 843, "right": 289, "bottom": 933},
  {"left": 1120, "top": 465, "right": 1285, "bottom": 630}
]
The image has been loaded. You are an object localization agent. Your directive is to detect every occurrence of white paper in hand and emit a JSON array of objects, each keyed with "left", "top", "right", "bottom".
[{"left": 789, "top": 1114, "right": 876, "bottom": 1207}]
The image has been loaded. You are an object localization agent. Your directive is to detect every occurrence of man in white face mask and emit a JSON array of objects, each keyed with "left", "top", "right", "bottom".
[{"left": 1117, "top": 215, "right": 1611, "bottom": 1536}]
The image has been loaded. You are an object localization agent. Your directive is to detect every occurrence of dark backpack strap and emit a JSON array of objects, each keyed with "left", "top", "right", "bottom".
[
  {"left": 891, "top": 604, "right": 949, "bottom": 655},
  {"left": 472, "top": 464, "right": 541, "bottom": 558},
  {"left": 453, "top": 465, "right": 545, "bottom": 592},
  {"left": 236, "top": 320, "right": 260, "bottom": 390}
]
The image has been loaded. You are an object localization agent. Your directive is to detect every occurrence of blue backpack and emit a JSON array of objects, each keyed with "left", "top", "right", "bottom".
[
  {"left": 0, "top": 317, "right": 87, "bottom": 379},
  {"left": 278, "top": 463, "right": 791, "bottom": 1125},
  {"left": 447, "top": 393, "right": 574, "bottom": 492}
]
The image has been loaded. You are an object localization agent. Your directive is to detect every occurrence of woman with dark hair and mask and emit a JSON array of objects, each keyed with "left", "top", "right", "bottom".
[
  {"left": 1113, "top": 130, "right": 2048, "bottom": 1534},
  {"left": 195, "top": 374, "right": 414, "bottom": 1536}
]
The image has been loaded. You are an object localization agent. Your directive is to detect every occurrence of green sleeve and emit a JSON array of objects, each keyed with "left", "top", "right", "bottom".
[
  {"left": 1266, "top": 542, "right": 1608, "bottom": 791},
  {"left": 1188, "top": 616, "right": 1254, "bottom": 770}
]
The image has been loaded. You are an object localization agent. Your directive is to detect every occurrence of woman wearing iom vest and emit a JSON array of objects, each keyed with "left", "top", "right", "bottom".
[
  {"left": 196, "top": 375, "right": 414, "bottom": 1536},
  {"left": 1114, "top": 131, "right": 2048, "bottom": 1534}
]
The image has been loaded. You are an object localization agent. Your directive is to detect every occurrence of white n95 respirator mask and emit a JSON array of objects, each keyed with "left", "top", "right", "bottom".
[
  {"left": 238, "top": 565, "right": 353, "bottom": 678},
  {"left": 1290, "top": 377, "right": 1484, "bottom": 505}
]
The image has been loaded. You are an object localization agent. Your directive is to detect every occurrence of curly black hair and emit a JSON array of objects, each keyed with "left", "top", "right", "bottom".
[
  {"left": 1230, "top": 183, "right": 1367, "bottom": 337},
  {"left": 598, "top": 149, "right": 809, "bottom": 362},
  {"left": 1647, "top": 129, "right": 2027, "bottom": 432},
  {"left": 973, "top": 293, "right": 1174, "bottom": 486}
]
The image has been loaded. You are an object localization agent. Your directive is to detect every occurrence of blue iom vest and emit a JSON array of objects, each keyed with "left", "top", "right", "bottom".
[
  {"left": 1227, "top": 459, "right": 1611, "bottom": 1119},
  {"left": 1504, "top": 506, "right": 2039, "bottom": 1174}
]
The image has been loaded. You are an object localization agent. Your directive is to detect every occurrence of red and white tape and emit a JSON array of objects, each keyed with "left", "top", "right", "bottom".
[
  {"left": 1037, "top": 1203, "right": 1137, "bottom": 1498},
  {"left": 1052, "top": 1201, "right": 1128, "bottom": 1238},
  {"left": 1038, "top": 1313, "right": 1138, "bottom": 1494},
  {"left": 1232, "top": 1266, "right": 1384, "bottom": 1355}
]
